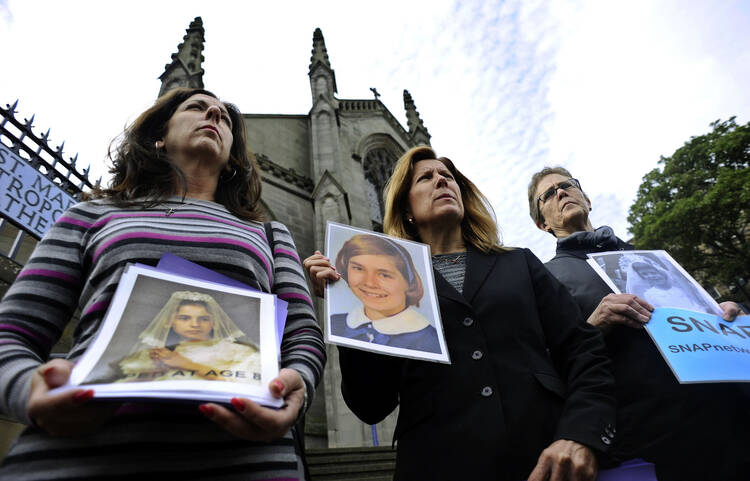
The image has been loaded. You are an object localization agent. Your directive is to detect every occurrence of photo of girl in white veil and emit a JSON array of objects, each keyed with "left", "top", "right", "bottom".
[
  {"left": 620, "top": 254, "right": 715, "bottom": 313},
  {"left": 116, "top": 291, "right": 261, "bottom": 384}
]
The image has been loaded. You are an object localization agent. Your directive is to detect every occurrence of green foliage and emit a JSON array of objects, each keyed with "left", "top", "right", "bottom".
[{"left": 628, "top": 117, "right": 750, "bottom": 294}]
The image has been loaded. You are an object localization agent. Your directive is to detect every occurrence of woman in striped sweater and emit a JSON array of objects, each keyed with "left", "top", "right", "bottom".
[{"left": 0, "top": 88, "right": 325, "bottom": 480}]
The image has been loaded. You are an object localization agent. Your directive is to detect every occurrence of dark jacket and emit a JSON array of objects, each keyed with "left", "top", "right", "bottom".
[
  {"left": 544, "top": 233, "right": 631, "bottom": 319},
  {"left": 338, "top": 247, "right": 615, "bottom": 481},
  {"left": 545, "top": 230, "right": 742, "bottom": 479}
]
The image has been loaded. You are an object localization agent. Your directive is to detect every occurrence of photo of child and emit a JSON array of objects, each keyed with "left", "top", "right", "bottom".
[
  {"left": 326, "top": 222, "right": 448, "bottom": 363},
  {"left": 331, "top": 234, "right": 440, "bottom": 353},
  {"left": 115, "top": 290, "right": 261, "bottom": 384}
]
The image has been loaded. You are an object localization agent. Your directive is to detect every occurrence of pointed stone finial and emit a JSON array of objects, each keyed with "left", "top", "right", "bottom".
[
  {"left": 309, "top": 28, "right": 331, "bottom": 72},
  {"left": 158, "top": 16, "right": 206, "bottom": 98},
  {"left": 403, "top": 90, "right": 431, "bottom": 145},
  {"left": 308, "top": 28, "right": 338, "bottom": 98}
]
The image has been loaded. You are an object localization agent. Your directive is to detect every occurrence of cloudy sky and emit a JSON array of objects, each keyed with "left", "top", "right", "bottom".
[{"left": 1, "top": 0, "right": 748, "bottom": 260}]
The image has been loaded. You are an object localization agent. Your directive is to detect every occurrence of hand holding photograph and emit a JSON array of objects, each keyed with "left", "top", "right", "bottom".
[
  {"left": 52, "top": 264, "right": 282, "bottom": 407},
  {"left": 586, "top": 250, "right": 722, "bottom": 315},
  {"left": 585, "top": 250, "right": 750, "bottom": 384}
]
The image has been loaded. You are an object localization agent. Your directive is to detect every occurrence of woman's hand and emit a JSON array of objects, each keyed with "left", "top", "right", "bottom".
[
  {"left": 528, "top": 439, "right": 597, "bottom": 481},
  {"left": 27, "top": 359, "right": 117, "bottom": 436},
  {"left": 302, "top": 250, "right": 341, "bottom": 297},
  {"left": 587, "top": 293, "right": 653, "bottom": 331},
  {"left": 198, "top": 368, "right": 305, "bottom": 441},
  {"left": 720, "top": 301, "right": 747, "bottom": 321}
]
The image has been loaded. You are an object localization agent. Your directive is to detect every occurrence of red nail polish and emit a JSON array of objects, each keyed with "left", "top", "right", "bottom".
[
  {"left": 231, "top": 398, "right": 246, "bottom": 412},
  {"left": 273, "top": 380, "right": 285, "bottom": 392},
  {"left": 198, "top": 404, "right": 214, "bottom": 417},
  {"left": 42, "top": 366, "right": 55, "bottom": 377},
  {"left": 73, "top": 390, "right": 94, "bottom": 404}
]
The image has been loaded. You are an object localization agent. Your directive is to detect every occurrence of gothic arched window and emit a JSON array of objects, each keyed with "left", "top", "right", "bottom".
[{"left": 363, "top": 148, "right": 397, "bottom": 232}]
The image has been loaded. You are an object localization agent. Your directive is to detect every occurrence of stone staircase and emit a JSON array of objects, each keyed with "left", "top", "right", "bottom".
[{"left": 306, "top": 446, "right": 396, "bottom": 481}]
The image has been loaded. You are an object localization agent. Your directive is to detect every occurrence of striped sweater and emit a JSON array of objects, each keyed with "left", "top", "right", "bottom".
[{"left": 0, "top": 197, "right": 325, "bottom": 480}]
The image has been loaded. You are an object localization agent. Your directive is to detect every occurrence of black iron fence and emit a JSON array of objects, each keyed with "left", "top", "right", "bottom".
[{"left": 0, "top": 99, "right": 96, "bottom": 274}]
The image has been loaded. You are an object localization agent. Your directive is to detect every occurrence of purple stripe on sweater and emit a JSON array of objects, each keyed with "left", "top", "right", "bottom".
[
  {"left": 0, "top": 324, "right": 52, "bottom": 348},
  {"left": 274, "top": 247, "right": 300, "bottom": 262},
  {"left": 83, "top": 300, "right": 111, "bottom": 317},
  {"left": 0, "top": 339, "right": 26, "bottom": 346},
  {"left": 18, "top": 269, "right": 78, "bottom": 283},
  {"left": 286, "top": 328, "right": 319, "bottom": 336},
  {"left": 285, "top": 345, "right": 325, "bottom": 360},
  {"left": 56, "top": 216, "right": 92, "bottom": 228},
  {"left": 92, "top": 213, "right": 266, "bottom": 240},
  {"left": 94, "top": 232, "right": 272, "bottom": 279},
  {"left": 277, "top": 292, "right": 313, "bottom": 306}
]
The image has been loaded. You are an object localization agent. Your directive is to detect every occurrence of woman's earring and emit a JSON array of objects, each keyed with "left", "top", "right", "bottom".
[
  {"left": 407, "top": 216, "right": 415, "bottom": 224},
  {"left": 155, "top": 140, "right": 164, "bottom": 150},
  {"left": 221, "top": 167, "right": 237, "bottom": 182}
]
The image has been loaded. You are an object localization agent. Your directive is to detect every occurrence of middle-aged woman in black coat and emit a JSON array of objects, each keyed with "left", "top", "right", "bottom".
[{"left": 304, "top": 146, "right": 616, "bottom": 481}]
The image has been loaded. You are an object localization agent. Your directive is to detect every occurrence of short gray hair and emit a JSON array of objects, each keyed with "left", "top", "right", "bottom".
[{"left": 527, "top": 166, "right": 574, "bottom": 226}]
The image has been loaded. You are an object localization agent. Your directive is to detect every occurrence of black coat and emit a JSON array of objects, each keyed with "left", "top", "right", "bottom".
[
  {"left": 545, "top": 234, "right": 746, "bottom": 479},
  {"left": 338, "top": 247, "right": 615, "bottom": 481}
]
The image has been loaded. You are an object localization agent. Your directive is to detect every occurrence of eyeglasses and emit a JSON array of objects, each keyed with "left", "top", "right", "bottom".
[{"left": 536, "top": 178, "right": 581, "bottom": 219}]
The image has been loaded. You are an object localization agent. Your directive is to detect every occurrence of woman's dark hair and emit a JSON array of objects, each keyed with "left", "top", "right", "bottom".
[{"left": 93, "top": 88, "right": 264, "bottom": 221}]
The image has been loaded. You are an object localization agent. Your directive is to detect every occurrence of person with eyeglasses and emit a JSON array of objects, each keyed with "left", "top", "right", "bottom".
[{"left": 528, "top": 166, "right": 748, "bottom": 481}]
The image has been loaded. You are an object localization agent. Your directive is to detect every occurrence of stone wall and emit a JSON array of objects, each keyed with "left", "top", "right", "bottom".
[{"left": 244, "top": 115, "right": 310, "bottom": 176}]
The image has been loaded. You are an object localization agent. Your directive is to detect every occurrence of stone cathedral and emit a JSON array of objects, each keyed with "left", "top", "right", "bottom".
[{"left": 159, "top": 17, "right": 431, "bottom": 448}]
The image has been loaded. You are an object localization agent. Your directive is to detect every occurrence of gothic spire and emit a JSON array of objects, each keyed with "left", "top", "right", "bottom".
[
  {"left": 308, "top": 28, "right": 337, "bottom": 96},
  {"left": 158, "top": 17, "right": 205, "bottom": 98},
  {"left": 403, "top": 90, "right": 431, "bottom": 145},
  {"left": 309, "top": 28, "right": 331, "bottom": 71}
]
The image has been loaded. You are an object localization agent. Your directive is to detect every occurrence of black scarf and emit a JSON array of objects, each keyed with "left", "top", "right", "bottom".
[{"left": 557, "top": 225, "right": 620, "bottom": 252}]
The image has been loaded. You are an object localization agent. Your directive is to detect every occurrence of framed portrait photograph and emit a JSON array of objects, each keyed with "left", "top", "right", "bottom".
[
  {"left": 586, "top": 250, "right": 722, "bottom": 316},
  {"left": 57, "top": 264, "right": 282, "bottom": 407},
  {"left": 325, "top": 222, "right": 450, "bottom": 363}
]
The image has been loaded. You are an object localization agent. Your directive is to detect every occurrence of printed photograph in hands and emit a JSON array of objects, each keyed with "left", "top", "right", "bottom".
[
  {"left": 61, "top": 265, "right": 281, "bottom": 407},
  {"left": 586, "top": 250, "right": 722, "bottom": 315},
  {"left": 325, "top": 222, "right": 449, "bottom": 363},
  {"left": 113, "top": 290, "right": 261, "bottom": 384}
]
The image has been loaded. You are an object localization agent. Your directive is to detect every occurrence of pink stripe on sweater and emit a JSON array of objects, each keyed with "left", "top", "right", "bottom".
[
  {"left": 91, "top": 212, "right": 266, "bottom": 239},
  {"left": 274, "top": 247, "right": 300, "bottom": 262},
  {"left": 285, "top": 345, "right": 325, "bottom": 360},
  {"left": 18, "top": 269, "right": 78, "bottom": 283},
  {"left": 56, "top": 216, "right": 92, "bottom": 228},
  {"left": 0, "top": 324, "right": 52, "bottom": 347},
  {"left": 93, "top": 232, "right": 272, "bottom": 279},
  {"left": 277, "top": 292, "right": 313, "bottom": 306},
  {"left": 83, "top": 300, "right": 111, "bottom": 317},
  {"left": 286, "top": 328, "right": 319, "bottom": 336}
]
